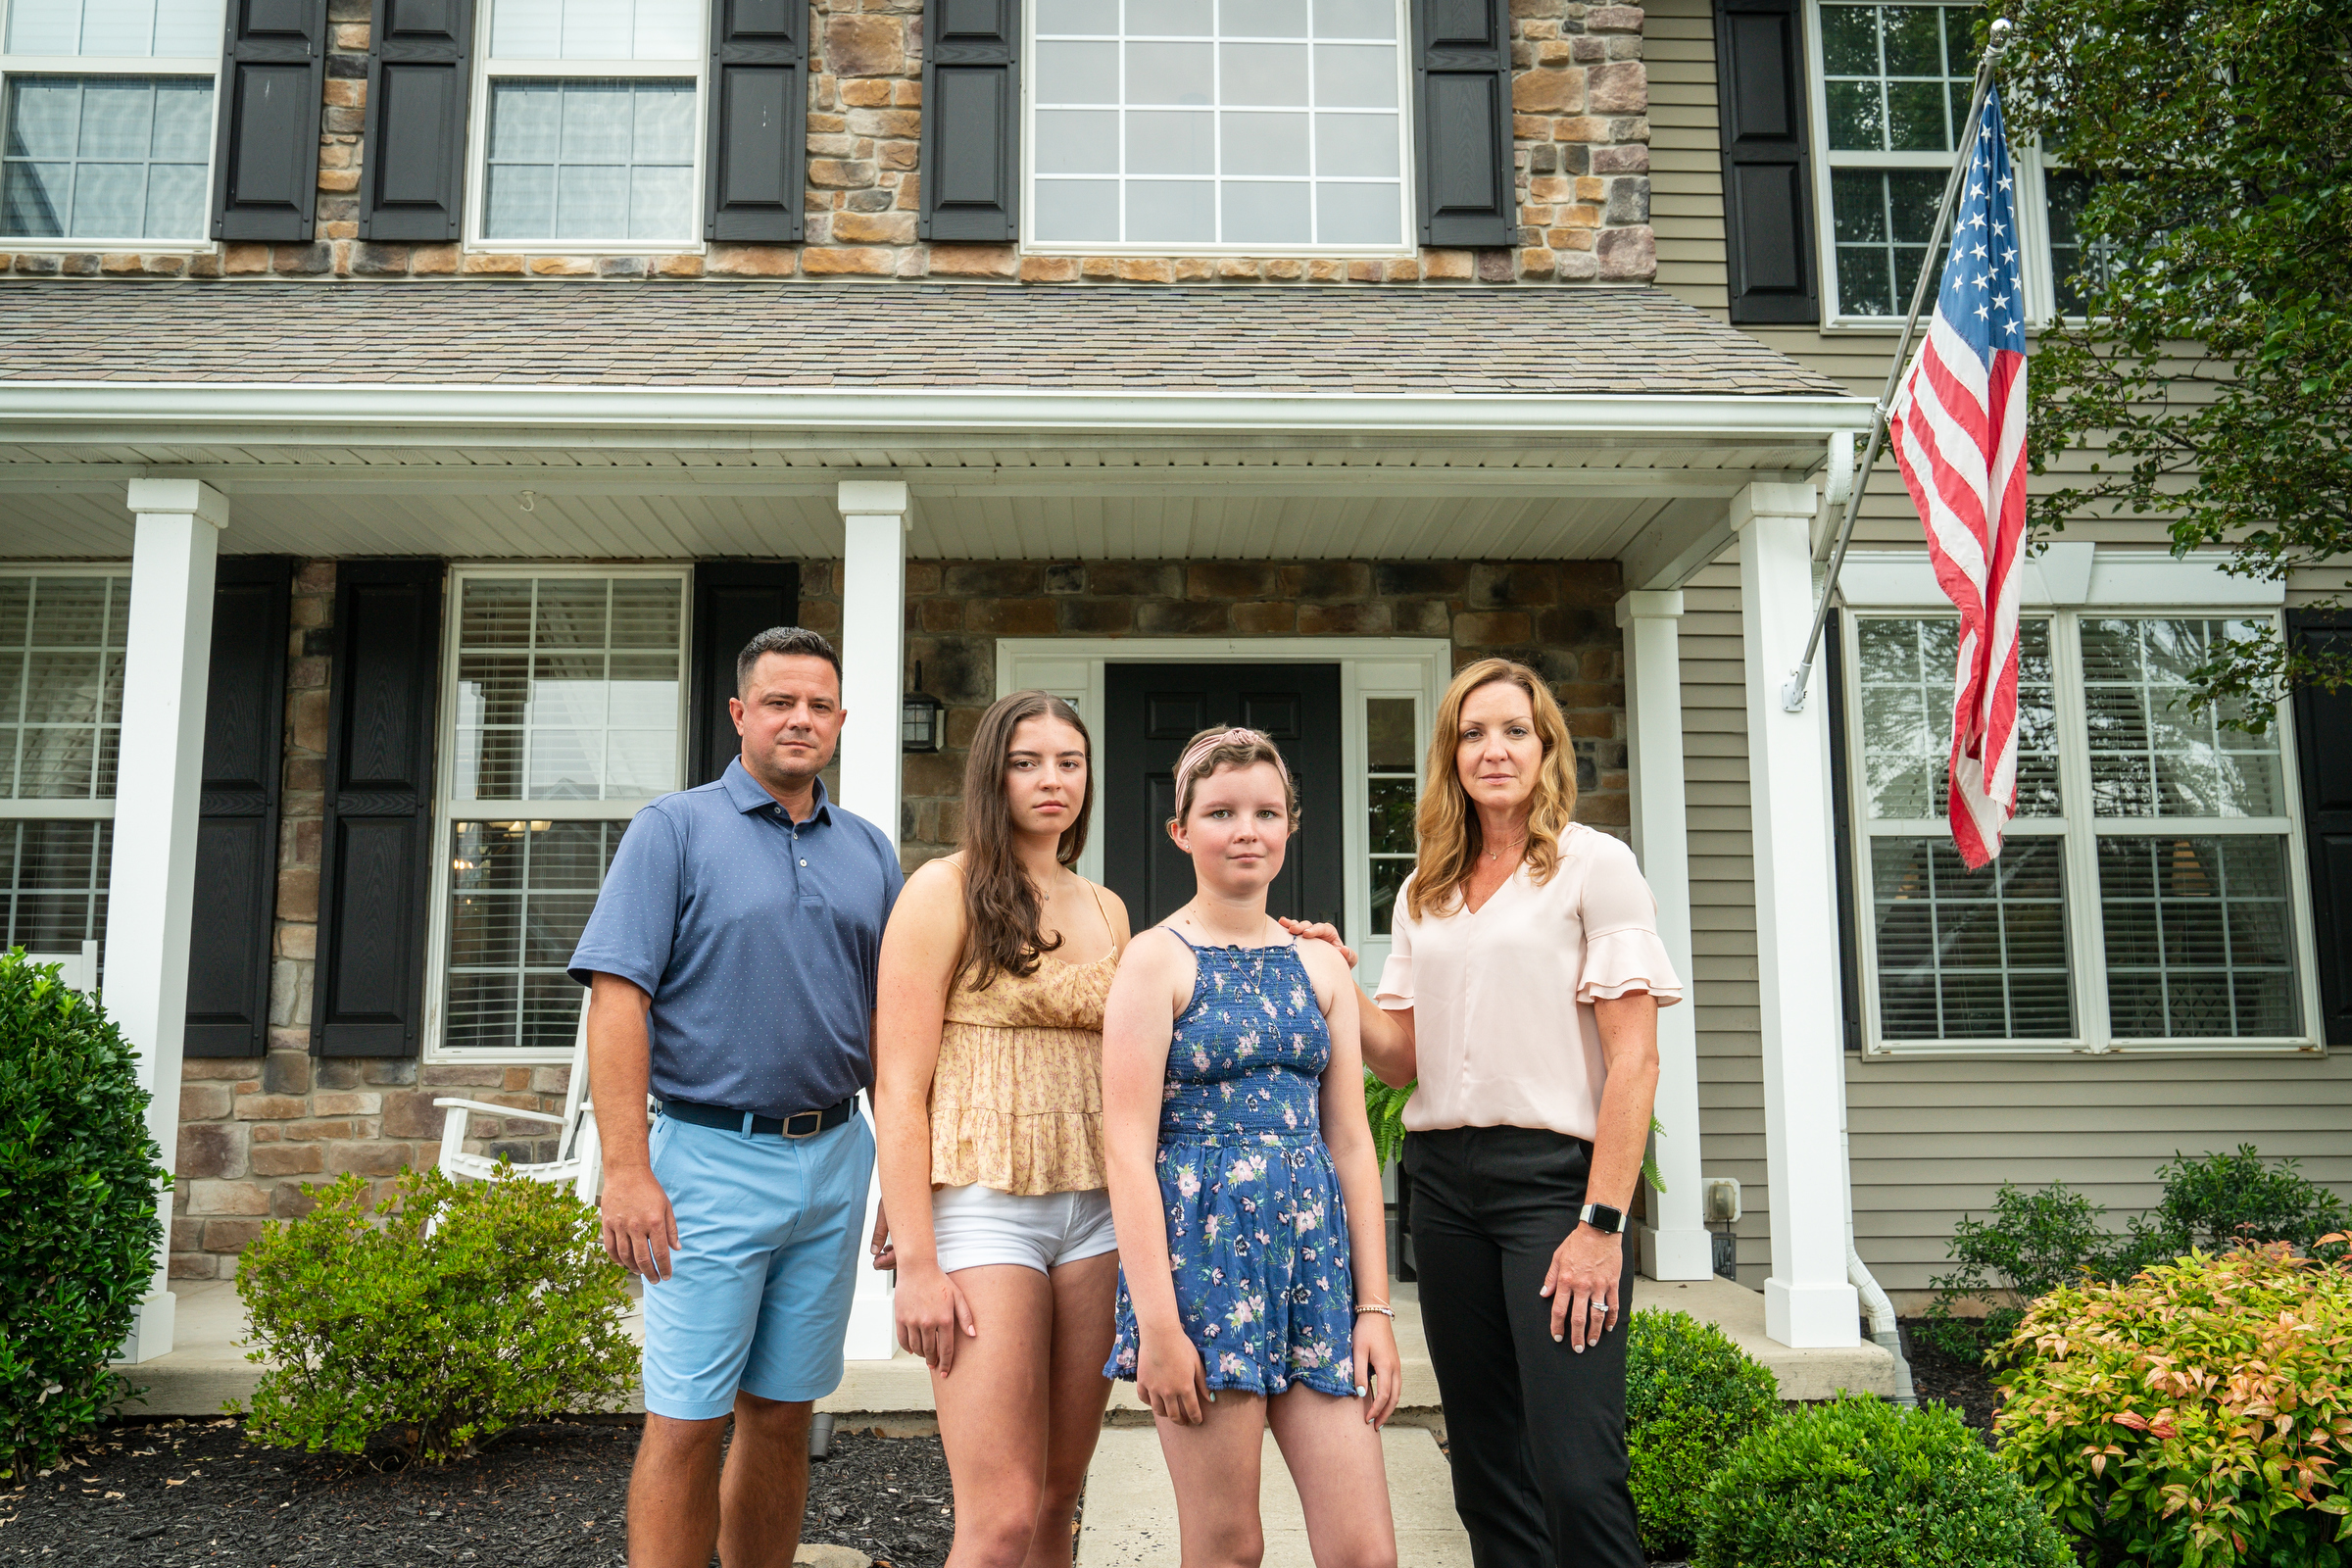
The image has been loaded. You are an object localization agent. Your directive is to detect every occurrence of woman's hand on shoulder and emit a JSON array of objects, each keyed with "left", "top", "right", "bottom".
[{"left": 1278, "top": 917, "right": 1356, "bottom": 969}]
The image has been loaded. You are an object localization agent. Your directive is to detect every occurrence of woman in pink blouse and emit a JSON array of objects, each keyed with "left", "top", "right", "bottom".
[{"left": 1305, "top": 657, "right": 1679, "bottom": 1568}]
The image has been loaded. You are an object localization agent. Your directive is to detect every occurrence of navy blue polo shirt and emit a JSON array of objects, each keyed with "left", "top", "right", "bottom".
[{"left": 567, "top": 760, "right": 903, "bottom": 1118}]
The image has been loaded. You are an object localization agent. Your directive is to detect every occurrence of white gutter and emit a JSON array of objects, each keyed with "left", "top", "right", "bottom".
[{"left": 0, "top": 382, "right": 1876, "bottom": 443}]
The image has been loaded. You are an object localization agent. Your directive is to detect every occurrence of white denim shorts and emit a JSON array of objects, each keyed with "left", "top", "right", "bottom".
[{"left": 931, "top": 1183, "right": 1117, "bottom": 1275}]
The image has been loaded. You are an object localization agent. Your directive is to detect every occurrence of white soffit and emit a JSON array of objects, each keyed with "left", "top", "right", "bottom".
[{"left": 1835, "top": 546, "right": 2285, "bottom": 609}]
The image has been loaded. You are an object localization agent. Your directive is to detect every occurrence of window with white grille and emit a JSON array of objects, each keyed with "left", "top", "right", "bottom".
[
  {"left": 432, "top": 568, "right": 688, "bottom": 1057},
  {"left": 1845, "top": 610, "right": 2314, "bottom": 1050},
  {"left": 0, "top": 0, "right": 220, "bottom": 243}
]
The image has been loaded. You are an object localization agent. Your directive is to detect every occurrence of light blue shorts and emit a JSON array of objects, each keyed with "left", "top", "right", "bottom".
[{"left": 641, "top": 1109, "right": 875, "bottom": 1421}]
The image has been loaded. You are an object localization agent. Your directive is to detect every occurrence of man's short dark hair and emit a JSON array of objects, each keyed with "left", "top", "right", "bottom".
[{"left": 737, "top": 627, "right": 842, "bottom": 697}]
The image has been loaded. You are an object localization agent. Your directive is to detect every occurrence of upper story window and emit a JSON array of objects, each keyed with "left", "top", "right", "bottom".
[
  {"left": 433, "top": 568, "right": 689, "bottom": 1057},
  {"left": 1808, "top": 0, "right": 2078, "bottom": 321},
  {"left": 0, "top": 0, "right": 220, "bottom": 244},
  {"left": 1846, "top": 610, "right": 2314, "bottom": 1051},
  {"left": 1028, "top": 0, "right": 1413, "bottom": 253},
  {"left": 475, "top": 0, "right": 702, "bottom": 246}
]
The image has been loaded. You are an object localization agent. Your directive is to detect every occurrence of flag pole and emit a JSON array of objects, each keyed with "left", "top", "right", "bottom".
[{"left": 1779, "top": 16, "right": 2014, "bottom": 713}]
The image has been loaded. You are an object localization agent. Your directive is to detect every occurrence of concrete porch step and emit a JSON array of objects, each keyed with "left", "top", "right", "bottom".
[{"left": 114, "top": 1273, "right": 1891, "bottom": 1419}]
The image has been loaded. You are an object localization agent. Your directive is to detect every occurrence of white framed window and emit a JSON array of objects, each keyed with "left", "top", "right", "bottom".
[
  {"left": 0, "top": 568, "right": 130, "bottom": 968},
  {"left": 1365, "top": 693, "right": 1415, "bottom": 935},
  {"left": 1844, "top": 608, "right": 2321, "bottom": 1053},
  {"left": 426, "top": 566, "right": 690, "bottom": 1059},
  {"left": 1807, "top": 0, "right": 2078, "bottom": 323},
  {"left": 0, "top": 0, "right": 220, "bottom": 246},
  {"left": 1026, "top": 0, "right": 1414, "bottom": 254},
  {"left": 468, "top": 0, "right": 704, "bottom": 250}
]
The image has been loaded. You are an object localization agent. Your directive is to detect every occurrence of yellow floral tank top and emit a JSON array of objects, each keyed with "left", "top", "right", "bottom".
[{"left": 929, "top": 943, "right": 1116, "bottom": 1195}]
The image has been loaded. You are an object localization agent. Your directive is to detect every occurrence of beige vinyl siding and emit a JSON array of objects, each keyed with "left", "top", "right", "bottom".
[
  {"left": 1650, "top": 0, "right": 2352, "bottom": 1287},
  {"left": 1676, "top": 552, "right": 2352, "bottom": 1296}
]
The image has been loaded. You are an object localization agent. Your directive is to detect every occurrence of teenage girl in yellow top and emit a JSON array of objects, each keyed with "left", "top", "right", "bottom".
[{"left": 872, "top": 690, "right": 1132, "bottom": 1568}]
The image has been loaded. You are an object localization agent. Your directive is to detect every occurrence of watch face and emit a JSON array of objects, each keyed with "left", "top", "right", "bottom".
[{"left": 1584, "top": 1202, "right": 1626, "bottom": 1234}]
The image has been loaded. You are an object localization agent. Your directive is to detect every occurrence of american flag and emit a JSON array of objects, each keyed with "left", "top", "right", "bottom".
[{"left": 1887, "top": 86, "right": 2029, "bottom": 870}]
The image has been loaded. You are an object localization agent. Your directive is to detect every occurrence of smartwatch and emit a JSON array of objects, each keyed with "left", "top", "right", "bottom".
[{"left": 1579, "top": 1202, "right": 1629, "bottom": 1235}]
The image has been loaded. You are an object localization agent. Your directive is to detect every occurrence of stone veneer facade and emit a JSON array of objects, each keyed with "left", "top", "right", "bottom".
[
  {"left": 3, "top": 0, "right": 1653, "bottom": 287},
  {"left": 168, "top": 555, "right": 1628, "bottom": 1279}
]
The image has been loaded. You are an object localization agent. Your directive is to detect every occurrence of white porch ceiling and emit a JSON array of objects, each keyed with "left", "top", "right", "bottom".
[{"left": 0, "top": 442, "right": 1818, "bottom": 564}]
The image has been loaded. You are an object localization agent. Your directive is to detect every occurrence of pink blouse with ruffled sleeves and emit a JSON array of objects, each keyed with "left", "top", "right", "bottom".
[{"left": 1374, "top": 822, "right": 1681, "bottom": 1143}]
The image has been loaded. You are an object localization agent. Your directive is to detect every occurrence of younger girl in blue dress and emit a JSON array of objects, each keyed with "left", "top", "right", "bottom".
[{"left": 1101, "top": 726, "right": 1400, "bottom": 1568}]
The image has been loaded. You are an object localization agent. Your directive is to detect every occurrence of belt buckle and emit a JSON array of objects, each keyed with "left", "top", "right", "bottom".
[{"left": 782, "top": 1107, "right": 824, "bottom": 1139}]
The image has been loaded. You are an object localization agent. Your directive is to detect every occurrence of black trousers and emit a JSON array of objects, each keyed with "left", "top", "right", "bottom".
[{"left": 1407, "top": 1124, "right": 1643, "bottom": 1568}]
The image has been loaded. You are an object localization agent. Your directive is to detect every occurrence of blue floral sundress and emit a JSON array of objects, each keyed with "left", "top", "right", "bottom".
[{"left": 1103, "top": 933, "right": 1355, "bottom": 1398}]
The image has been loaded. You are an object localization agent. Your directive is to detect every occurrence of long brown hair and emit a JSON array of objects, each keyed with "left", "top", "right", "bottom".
[
  {"left": 1404, "top": 659, "right": 1578, "bottom": 921},
  {"left": 958, "top": 690, "right": 1094, "bottom": 989}
]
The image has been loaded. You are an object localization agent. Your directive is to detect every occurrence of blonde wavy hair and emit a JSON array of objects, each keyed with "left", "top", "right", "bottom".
[{"left": 1405, "top": 659, "right": 1579, "bottom": 921}]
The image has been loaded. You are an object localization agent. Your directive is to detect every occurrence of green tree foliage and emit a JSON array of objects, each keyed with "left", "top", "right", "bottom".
[
  {"left": 1625, "top": 1309, "right": 1784, "bottom": 1559},
  {"left": 0, "top": 953, "right": 166, "bottom": 1478},
  {"left": 1693, "top": 1395, "right": 2075, "bottom": 1568},
  {"left": 2002, "top": 0, "right": 2352, "bottom": 717},
  {"left": 233, "top": 1166, "right": 637, "bottom": 1466}
]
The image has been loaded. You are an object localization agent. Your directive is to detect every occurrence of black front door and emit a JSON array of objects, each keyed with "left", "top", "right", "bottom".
[{"left": 1102, "top": 662, "right": 1346, "bottom": 931}]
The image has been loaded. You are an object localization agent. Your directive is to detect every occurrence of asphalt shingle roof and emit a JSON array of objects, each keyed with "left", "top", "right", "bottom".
[{"left": 0, "top": 280, "right": 1845, "bottom": 398}]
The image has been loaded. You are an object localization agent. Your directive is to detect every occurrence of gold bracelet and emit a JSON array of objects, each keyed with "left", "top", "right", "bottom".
[{"left": 1354, "top": 1302, "right": 1396, "bottom": 1319}]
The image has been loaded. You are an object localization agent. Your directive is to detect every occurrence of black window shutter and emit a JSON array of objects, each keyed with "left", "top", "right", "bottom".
[
  {"left": 918, "top": 0, "right": 1017, "bottom": 242},
  {"left": 689, "top": 563, "right": 800, "bottom": 788},
  {"left": 358, "top": 0, "right": 475, "bottom": 241},
  {"left": 1823, "top": 616, "right": 1865, "bottom": 1050},
  {"left": 212, "top": 0, "right": 330, "bottom": 243},
  {"left": 1713, "top": 0, "right": 1820, "bottom": 323},
  {"left": 2289, "top": 612, "right": 2352, "bottom": 1044},
  {"left": 706, "top": 0, "right": 809, "bottom": 243},
  {"left": 1410, "top": 0, "right": 1513, "bottom": 248},
  {"left": 185, "top": 559, "right": 293, "bottom": 1059},
  {"left": 312, "top": 561, "right": 444, "bottom": 1059}
]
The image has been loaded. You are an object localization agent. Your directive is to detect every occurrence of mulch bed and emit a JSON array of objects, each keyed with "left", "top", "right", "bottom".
[
  {"left": 1, "top": 1418, "right": 957, "bottom": 1567},
  {"left": 1896, "top": 1318, "right": 2003, "bottom": 1434}
]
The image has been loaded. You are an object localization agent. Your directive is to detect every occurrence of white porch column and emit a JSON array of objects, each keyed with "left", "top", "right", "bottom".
[
  {"left": 110, "top": 479, "right": 226, "bottom": 1363},
  {"left": 835, "top": 477, "right": 908, "bottom": 1361},
  {"left": 1619, "top": 590, "right": 1710, "bottom": 1282},
  {"left": 837, "top": 479, "right": 909, "bottom": 849},
  {"left": 1733, "top": 482, "right": 1861, "bottom": 1348}
]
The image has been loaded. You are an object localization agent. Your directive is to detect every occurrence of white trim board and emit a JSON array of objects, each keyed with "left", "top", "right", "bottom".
[
  {"left": 1835, "top": 546, "right": 2284, "bottom": 610},
  {"left": 994, "top": 636, "right": 1447, "bottom": 989}
]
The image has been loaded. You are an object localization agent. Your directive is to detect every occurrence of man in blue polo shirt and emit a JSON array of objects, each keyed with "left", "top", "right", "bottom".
[{"left": 570, "top": 625, "right": 902, "bottom": 1568}]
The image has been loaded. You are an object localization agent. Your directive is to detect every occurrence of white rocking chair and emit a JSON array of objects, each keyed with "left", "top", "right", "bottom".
[
  {"left": 434, "top": 1005, "right": 603, "bottom": 1203},
  {"left": 22, "top": 940, "right": 99, "bottom": 994}
]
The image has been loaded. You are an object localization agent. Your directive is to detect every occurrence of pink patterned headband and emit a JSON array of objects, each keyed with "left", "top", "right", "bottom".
[{"left": 1172, "top": 727, "right": 1293, "bottom": 815}]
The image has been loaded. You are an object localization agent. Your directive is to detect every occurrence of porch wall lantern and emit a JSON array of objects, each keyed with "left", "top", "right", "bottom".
[{"left": 902, "top": 662, "right": 943, "bottom": 754}]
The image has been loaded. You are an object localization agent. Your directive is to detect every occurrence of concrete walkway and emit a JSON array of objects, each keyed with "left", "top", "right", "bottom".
[
  {"left": 117, "top": 1272, "right": 1889, "bottom": 1418},
  {"left": 1080, "top": 1425, "right": 1469, "bottom": 1567}
]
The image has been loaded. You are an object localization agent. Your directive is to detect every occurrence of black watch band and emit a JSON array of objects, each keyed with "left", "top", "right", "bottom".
[{"left": 1580, "top": 1202, "right": 1629, "bottom": 1235}]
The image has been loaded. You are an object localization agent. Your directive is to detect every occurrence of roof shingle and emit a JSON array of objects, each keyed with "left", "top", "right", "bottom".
[{"left": 0, "top": 280, "right": 1845, "bottom": 398}]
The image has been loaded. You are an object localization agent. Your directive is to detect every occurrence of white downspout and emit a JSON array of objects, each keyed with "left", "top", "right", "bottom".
[{"left": 1840, "top": 1065, "right": 1916, "bottom": 1404}]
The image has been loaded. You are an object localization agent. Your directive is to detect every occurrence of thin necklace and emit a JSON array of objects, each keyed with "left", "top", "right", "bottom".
[
  {"left": 1178, "top": 899, "right": 1268, "bottom": 949},
  {"left": 1483, "top": 833, "right": 1528, "bottom": 862}
]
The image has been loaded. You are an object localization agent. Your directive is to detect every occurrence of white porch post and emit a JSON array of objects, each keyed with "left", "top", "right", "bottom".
[
  {"left": 1619, "top": 590, "right": 1710, "bottom": 1282},
  {"left": 836, "top": 477, "right": 908, "bottom": 1361},
  {"left": 1733, "top": 482, "right": 1861, "bottom": 1348},
  {"left": 110, "top": 479, "right": 226, "bottom": 1363}
]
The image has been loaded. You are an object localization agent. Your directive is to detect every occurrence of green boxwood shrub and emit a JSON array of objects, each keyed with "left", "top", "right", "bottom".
[
  {"left": 0, "top": 953, "right": 166, "bottom": 1478},
  {"left": 1693, "top": 1394, "right": 2073, "bottom": 1568},
  {"left": 1625, "top": 1307, "right": 1782, "bottom": 1559},
  {"left": 1996, "top": 1243, "right": 2352, "bottom": 1568},
  {"left": 233, "top": 1165, "right": 637, "bottom": 1465}
]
